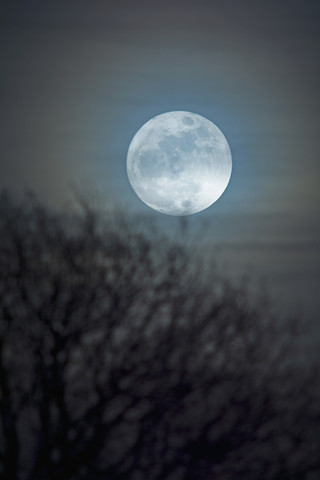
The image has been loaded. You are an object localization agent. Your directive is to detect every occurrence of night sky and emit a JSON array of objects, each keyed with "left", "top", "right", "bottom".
[{"left": 1, "top": 1, "right": 319, "bottom": 332}]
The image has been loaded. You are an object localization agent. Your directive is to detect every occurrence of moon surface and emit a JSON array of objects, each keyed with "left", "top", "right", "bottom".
[{"left": 126, "top": 111, "right": 232, "bottom": 216}]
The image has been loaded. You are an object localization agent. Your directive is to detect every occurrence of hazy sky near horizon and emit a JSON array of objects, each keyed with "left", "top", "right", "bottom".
[{"left": 1, "top": 1, "right": 319, "bottom": 324}]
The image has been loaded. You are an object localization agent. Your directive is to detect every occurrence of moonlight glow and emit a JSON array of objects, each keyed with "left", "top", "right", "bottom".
[{"left": 126, "top": 111, "right": 232, "bottom": 216}]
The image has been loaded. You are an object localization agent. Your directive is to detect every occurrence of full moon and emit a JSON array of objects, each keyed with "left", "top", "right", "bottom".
[{"left": 126, "top": 111, "right": 232, "bottom": 216}]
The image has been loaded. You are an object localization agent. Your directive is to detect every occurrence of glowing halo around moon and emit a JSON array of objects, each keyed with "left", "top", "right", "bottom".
[{"left": 126, "top": 111, "right": 232, "bottom": 216}]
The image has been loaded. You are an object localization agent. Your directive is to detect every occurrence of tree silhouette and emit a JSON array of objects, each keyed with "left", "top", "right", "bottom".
[{"left": 0, "top": 191, "right": 319, "bottom": 480}]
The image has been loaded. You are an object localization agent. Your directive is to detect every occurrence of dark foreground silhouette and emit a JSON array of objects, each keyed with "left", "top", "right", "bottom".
[{"left": 0, "top": 191, "right": 319, "bottom": 480}]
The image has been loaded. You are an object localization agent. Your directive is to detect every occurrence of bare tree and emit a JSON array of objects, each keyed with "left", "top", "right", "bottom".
[{"left": 0, "top": 191, "right": 319, "bottom": 480}]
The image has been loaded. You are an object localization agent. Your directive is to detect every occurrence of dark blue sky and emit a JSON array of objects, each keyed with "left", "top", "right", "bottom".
[{"left": 0, "top": 0, "right": 319, "bottom": 329}]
